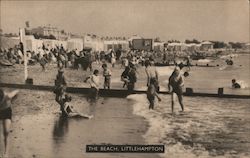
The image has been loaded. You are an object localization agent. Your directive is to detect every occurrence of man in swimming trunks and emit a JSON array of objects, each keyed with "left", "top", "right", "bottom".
[
  {"left": 168, "top": 67, "right": 185, "bottom": 113},
  {"left": 0, "top": 89, "right": 19, "bottom": 157},
  {"left": 145, "top": 60, "right": 159, "bottom": 92}
]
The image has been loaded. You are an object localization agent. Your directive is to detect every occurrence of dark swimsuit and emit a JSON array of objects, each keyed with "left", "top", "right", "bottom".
[
  {"left": 170, "top": 76, "right": 183, "bottom": 95},
  {"left": 0, "top": 108, "right": 12, "bottom": 120},
  {"left": 0, "top": 96, "right": 12, "bottom": 120}
]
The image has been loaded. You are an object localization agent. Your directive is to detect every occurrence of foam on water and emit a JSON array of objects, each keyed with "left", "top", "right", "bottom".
[
  {"left": 127, "top": 94, "right": 250, "bottom": 158},
  {"left": 219, "top": 65, "right": 240, "bottom": 71},
  {"left": 238, "top": 80, "right": 249, "bottom": 89},
  {"left": 197, "top": 59, "right": 212, "bottom": 63},
  {"left": 220, "top": 54, "right": 238, "bottom": 59}
]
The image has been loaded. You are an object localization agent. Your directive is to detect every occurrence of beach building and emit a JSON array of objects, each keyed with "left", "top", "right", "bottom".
[
  {"left": 186, "top": 43, "right": 200, "bottom": 52},
  {"left": 244, "top": 43, "right": 250, "bottom": 50},
  {"left": 83, "top": 35, "right": 104, "bottom": 51},
  {"left": 153, "top": 41, "right": 165, "bottom": 52},
  {"left": 67, "top": 38, "right": 83, "bottom": 52},
  {"left": 24, "top": 35, "right": 69, "bottom": 52},
  {"left": 128, "top": 35, "right": 153, "bottom": 51},
  {"left": 200, "top": 41, "right": 214, "bottom": 51},
  {"left": 167, "top": 43, "right": 187, "bottom": 51},
  {"left": 0, "top": 36, "right": 20, "bottom": 49},
  {"left": 27, "top": 25, "right": 69, "bottom": 41},
  {"left": 103, "top": 39, "right": 129, "bottom": 51}
]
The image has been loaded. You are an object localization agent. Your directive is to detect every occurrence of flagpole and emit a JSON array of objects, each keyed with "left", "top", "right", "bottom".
[{"left": 20, "top": 28, "right": 28, "bottom": 82}]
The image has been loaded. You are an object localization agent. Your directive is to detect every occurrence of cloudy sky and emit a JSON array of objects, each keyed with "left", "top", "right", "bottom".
[{"left": 0, "top": 0, "right": 249, "bottom": 42}]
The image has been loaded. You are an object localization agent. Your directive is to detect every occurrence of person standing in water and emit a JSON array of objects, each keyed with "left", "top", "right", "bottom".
[
  {"left": 145, "top": 60, "right": 159, "bottom": 92},
  {"left": 168, "top": 67, "right": 185, "bottom": 113},
  {"left": 147, "top": 78, "right": 161, "bottom": 110},
  {"left": 0, "top": 89, "right": 19, "bottom": 157}
]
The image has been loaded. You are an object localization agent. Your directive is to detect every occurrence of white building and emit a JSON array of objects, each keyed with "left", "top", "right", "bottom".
[{"left": 200, "top": 41, "right": 214, "bottom": 51}]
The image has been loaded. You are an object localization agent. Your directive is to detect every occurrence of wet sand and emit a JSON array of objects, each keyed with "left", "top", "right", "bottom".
[{"left": 0, "top": 89, "right": 160, "bottom": 158}]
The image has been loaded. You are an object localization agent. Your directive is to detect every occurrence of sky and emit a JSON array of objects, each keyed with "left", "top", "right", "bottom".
[{"left": 0, "top": 0, "right": 249, "bottom": 42}]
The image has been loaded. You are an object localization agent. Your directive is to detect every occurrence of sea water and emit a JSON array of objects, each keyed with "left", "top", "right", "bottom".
[
  {"left": 127, "top": 54, "right": 250, "bottom": 158},
  {"left": 128, "top": 94, "right": 250, "bottom": 158},
  {"left": 155, "top": 54, "right": 250, "bottom": 94}
]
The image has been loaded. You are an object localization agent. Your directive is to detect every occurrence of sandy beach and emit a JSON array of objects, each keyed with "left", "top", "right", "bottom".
[{"left": 0, "top": 89, "right": 161, "bottom": 158}]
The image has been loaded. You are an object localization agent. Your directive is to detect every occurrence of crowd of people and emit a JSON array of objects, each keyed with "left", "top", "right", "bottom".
[{"left": 0, "top": 42, "right": 189, "bottom": 69}]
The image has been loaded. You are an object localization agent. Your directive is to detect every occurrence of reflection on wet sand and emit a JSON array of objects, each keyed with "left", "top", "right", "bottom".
[{"left": 53, "top": 115, "right": 69, "bottom": 144}]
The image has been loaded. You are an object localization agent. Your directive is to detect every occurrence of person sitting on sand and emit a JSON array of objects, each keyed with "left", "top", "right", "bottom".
[
  {"left": 147, "top": 78, "right": 161, "bottom": 110},
  {"left": 54, "top": 69, "right": 67, "bottom": 104},
  {"left": 84, "top": 69, "right": 100, "bottom": 100},
  {"left": 168, "top": 67, "right": 187, "bottom": 113},
  {"left": 59, "top": 94, "right": 92, "bottom": 118},
  {"left": 102, "top": 63, "right": 112, "bottom": 89},
  {"left": 232, "top": 79, "right": 241, "bottom": 89},
  {"left": 0, "top": 89, "right": 19, "bottom": 158}
]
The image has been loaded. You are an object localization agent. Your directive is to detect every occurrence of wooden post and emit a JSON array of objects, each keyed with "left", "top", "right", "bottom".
[
  {"left": 20, "top": 28, "right": 28, "bottom": 82},
  {"left": 186, "top": 88, "right": 193, "bottom": 96},
  {"left": 218, "top": 88, "right": 224, "bottom": 96}
]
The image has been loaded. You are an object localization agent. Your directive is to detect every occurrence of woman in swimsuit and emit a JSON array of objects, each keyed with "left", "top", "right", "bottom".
[{"left": 0, "top": 89, "right": 19, "bottom": 157}]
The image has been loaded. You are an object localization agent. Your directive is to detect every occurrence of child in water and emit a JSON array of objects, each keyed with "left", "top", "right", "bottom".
[
  {"left": 59, "top": 94, "right": 92, "bottom": 118},
  {"left": 102, "top": 63, "right": 112, "bottom": 89},
  {"left": 147, "top": 78, "right": 161, "bottom": 110}
]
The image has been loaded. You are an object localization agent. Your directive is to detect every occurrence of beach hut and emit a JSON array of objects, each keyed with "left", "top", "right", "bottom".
[
  {"left": 67, "top": 38, "right": 83, "bottom": 52},
  {"left": 200, "top": 41, "right": 214, "bottom": 51}
]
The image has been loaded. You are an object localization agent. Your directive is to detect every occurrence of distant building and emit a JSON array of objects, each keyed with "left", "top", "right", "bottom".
[
  {"left": 244, "top": 43, "right": 250, "bottom": 50},
  {"left": 103, "top": 40, "right": 129, "bottom": 51},
  {"left": 83, "top": 35, "right": 104, "bottom": 51},
  {"left": 167, "top": 43, "right": 187, "bottom": 51},
  {"left": 153, "top": 41, "right": 165, "bottom": 52},
  {"left": 186, "top": 43, "right": 200, "bottom": 52},
  {"left": 200, "top": 41, "right": 214, "bottom": 51},
  {"left": 27, "top": 25, "right": 69, "bottom": 40}
]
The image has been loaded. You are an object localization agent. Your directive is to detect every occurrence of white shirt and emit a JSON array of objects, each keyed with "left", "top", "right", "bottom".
[{"left": 88, "top": 74, "right": 100, "bottom": 89}]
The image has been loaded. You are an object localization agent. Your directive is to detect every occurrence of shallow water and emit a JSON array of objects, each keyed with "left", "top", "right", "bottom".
[{"left": 128, "top": 94, "right": 250, "bottom": 158}]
